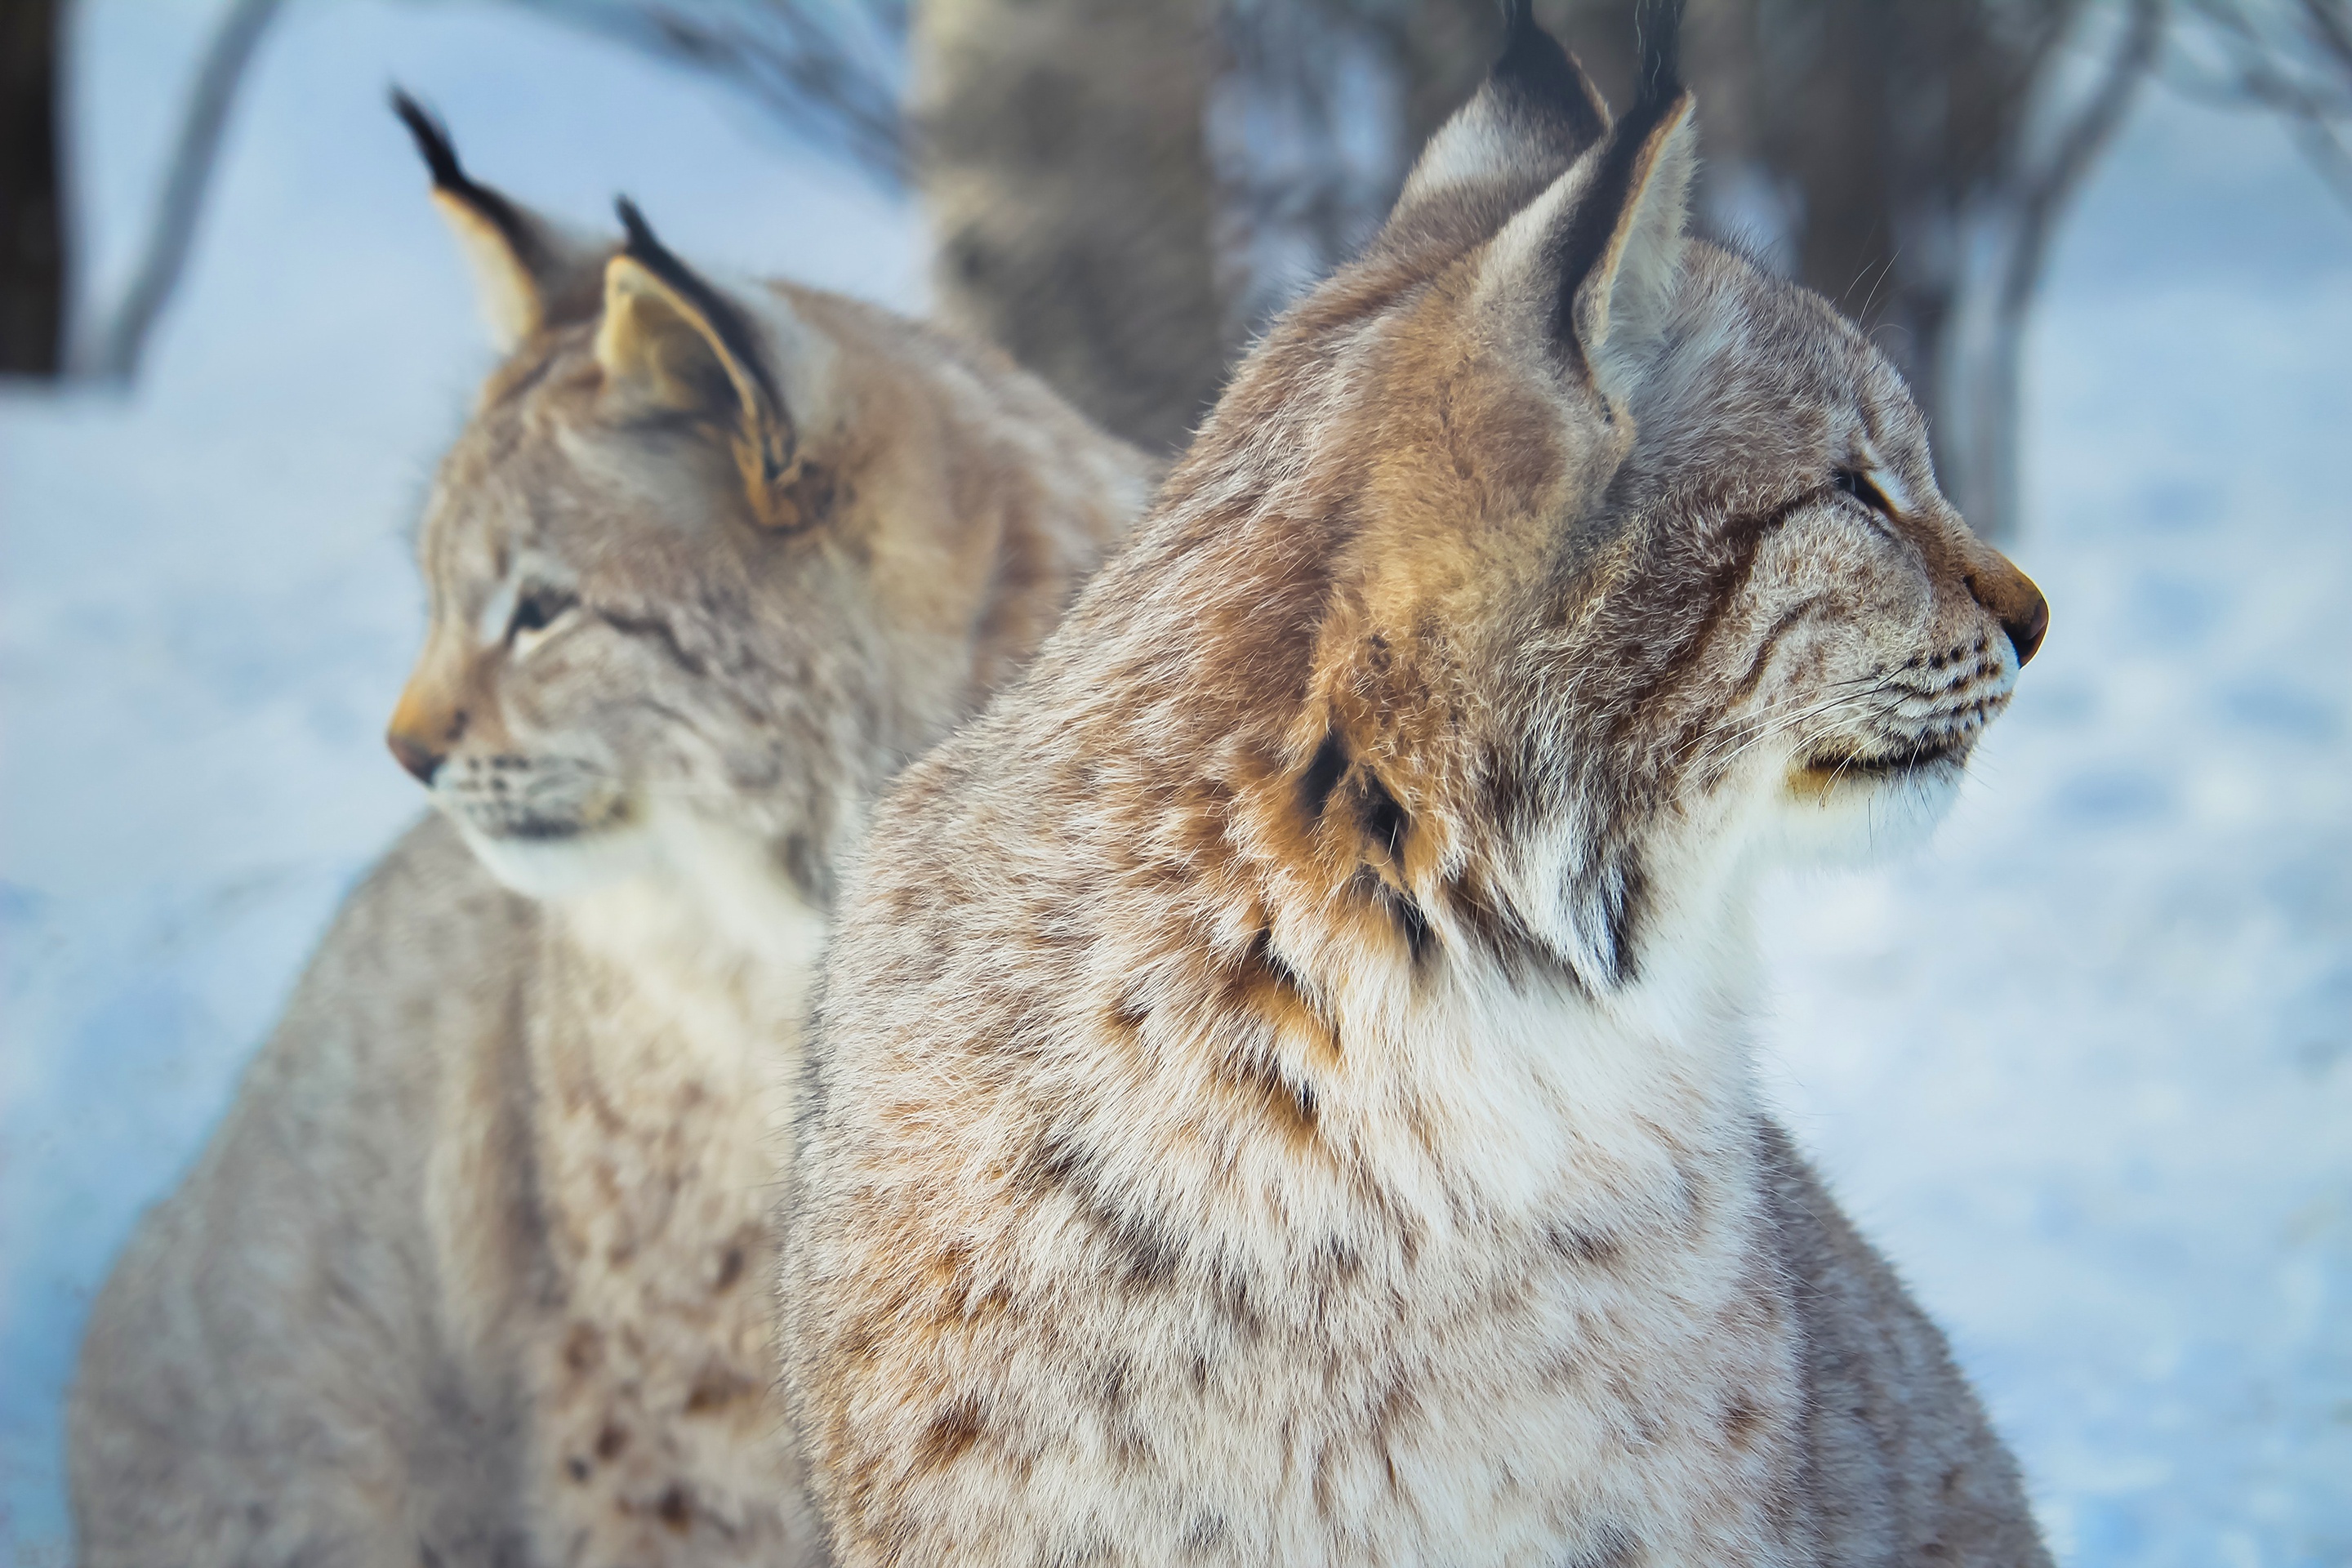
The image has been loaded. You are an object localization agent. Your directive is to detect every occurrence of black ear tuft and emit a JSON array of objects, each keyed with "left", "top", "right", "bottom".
[
  {"left": 1490, "top": 0, "right": 1608, "bottom": 149},
  {"left": 614, "top": 195, "right": 659, "bottom": 260},
  {"left": 393, "top": 87, "right": 547, "bottom": 268},
  {"left": 390, "top": 88, "right": 466, "bottom": 193},
  {"left": 610, "top": 196, "right": 786, "bottom": 415},
  {"left": 1633, "top": 0, "right": 1687, "bottom": 110}
]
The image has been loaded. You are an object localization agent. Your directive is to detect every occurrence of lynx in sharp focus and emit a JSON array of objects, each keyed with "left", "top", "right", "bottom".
[
  {"left": 67, "top": 98, "right": 1152, "bottom": 1568},
  {"left": 785, "top": 13, "right": 2052, "bottom": 1566}
]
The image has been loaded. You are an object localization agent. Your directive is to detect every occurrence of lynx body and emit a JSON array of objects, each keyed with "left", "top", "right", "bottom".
[
  {"left": 786, "top": 20, "right": 2051, "bottom": 1567},
  {"left": 68, "top": 105, "right": 1152, "bottom": 1568}
]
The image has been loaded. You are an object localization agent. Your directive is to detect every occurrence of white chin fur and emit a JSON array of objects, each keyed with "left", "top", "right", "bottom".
[
  {"left": 1763, "top": 761, "right": 1964, "bottom": 868},
  {"left": 448, "top": 808, "right": 666, "bottom": 901},
  {"left": 443, "top": 797, "right": 815, "bottom": 947}
]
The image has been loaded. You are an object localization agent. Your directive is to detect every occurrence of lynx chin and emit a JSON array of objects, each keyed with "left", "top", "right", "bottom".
[
  {"left": 784, "top": 13, "right": 2052, "bottom": 1568},
  {"left": 67, "top": 96, "right": 1153, "bottom": 1568}
]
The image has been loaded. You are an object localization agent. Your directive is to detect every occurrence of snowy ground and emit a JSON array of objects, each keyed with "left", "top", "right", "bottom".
[{"left": 2, "top": 4, "right": 2345, "bottom": 1564}]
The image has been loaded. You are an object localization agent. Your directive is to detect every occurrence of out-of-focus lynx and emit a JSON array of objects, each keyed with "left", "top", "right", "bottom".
[
  {"left": 785, "top": 13, "right": 2051, "bottom": 1567},
  {"left": 67, "top": 100, "right": 1152, "bottom": 1568}
]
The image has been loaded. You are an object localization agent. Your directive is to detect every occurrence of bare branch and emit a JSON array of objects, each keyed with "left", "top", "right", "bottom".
[
  {"left": 2163, "top": 0, "right": 2352, "bottom": 207},
  {"left": 82, "top": 0, "right": 283, "bottom": 381},
  {"left": 1962, "top": 0, "right": 2163, "bottom": 537},
  {"left": 2001, "top": 0, "right": 2166, "bottom": 334}
]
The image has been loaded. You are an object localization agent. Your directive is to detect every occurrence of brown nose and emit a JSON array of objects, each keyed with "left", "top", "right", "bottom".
[
  {"left": 386, "top": 672, "right": 466, "bottom": 786},
  {"left": 386, "top": 728, "right": 445, "bottom": 785},
  {"left": 1998, "top": 586, "right": 2049, "bottom": 667},
  {"left": 1963, "top": 552, "right": 2050, "bottom": 668}
]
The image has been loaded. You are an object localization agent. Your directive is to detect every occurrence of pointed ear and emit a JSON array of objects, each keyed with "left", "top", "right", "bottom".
[
  {"left": 392, "top": 90, "right": 603, "bottom": 351},
  {"left": 1476, "top": 87, "right": 1697, "bottom": 403},
  {"left": 1380, "top": 3, "right": 1610, "bottom": 249},
  {"left": 595, "top": 201, "right": 808, "bottom": 531}
]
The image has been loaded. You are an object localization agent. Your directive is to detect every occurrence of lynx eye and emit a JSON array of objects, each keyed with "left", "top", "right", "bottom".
[
  {"left": 1833, "top": 466, "right": 1893, "bottom": 516},
  {"left": 507, "top": 585, "right": 577, "bottom": 645}
]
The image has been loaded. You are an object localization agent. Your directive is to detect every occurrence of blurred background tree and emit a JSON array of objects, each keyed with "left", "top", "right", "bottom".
[
  {"left": 5, "top": 0, "right": 2348, "bottom": 533},
  {"left": 2, "top": 0, "right": 65, "bottom": 375}
]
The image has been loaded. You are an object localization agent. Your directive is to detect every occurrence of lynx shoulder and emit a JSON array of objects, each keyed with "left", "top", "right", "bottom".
[
  {"left": 66, "top": 97, "right": 1153, "bottom": 1568},
  {"left": 786, "top": 15, "right": 2051, "bottom": 1567}
]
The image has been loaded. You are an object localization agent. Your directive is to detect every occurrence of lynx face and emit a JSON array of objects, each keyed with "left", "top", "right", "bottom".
[
  {"left": 395, "top": 312, "right": 875, "bottom": 915},
  {"left": 1192, "top": 57, "right": 2051, "bottom": 987},
  {"left": 1512, "top": 246, "right": 2049, "bottom": 875},
  {"left": 383, "top": 109, "right": 1147, "bottom": 928}
]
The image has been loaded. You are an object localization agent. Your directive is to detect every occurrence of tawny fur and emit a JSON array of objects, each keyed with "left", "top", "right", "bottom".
[
  {"left": 67, "top": 116, "right": 1153, "bottom": 1568},
  {"left": 785, "top": 23, "right": 2052, "bottom": 1568}
]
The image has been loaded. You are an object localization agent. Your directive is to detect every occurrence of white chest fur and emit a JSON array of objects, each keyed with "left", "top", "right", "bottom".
[
  {"left": 518, "top": 874, "right": 827, "bottom": 1564},
  {"left": 961, "top": 867, "right": 1809, "bottom": 1566}
]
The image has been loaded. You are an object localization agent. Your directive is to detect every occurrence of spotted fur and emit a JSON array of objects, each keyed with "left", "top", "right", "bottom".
[
  {"left": 785, "top": 19, "right": 2051, "bottom": 1568},
  {"left": 67, "top": 105, "right": 1152, "bottom": 1568}
]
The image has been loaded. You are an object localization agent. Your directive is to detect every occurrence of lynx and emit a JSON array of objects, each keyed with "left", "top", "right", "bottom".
[
  {"left": 784, "top": 16, "right": 2052, "bottom": 1567},
  {"left": 67, "top": 100, "right": 1152, "bottom": 1568}
]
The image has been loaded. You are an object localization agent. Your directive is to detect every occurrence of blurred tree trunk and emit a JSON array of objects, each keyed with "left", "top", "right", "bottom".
[
  {"left": 1, "top": 0, "right": 65, "bottom": 376},
  {"left": 910, "top": 0, "right": 1490, "bottom": 455},
  {"left": 911, "top": 0, "right": 1230, "bottom": 454}
]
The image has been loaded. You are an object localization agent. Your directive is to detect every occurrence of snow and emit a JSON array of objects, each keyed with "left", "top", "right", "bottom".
[{"left": 2, "top": 4, "right": 2345, "bottom": 1563}]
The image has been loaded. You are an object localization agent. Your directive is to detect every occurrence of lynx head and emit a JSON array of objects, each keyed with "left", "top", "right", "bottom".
[
  {"left": 383, "top": 97, "right": 1145, "bottom": 935},
  {"left": 1141, "top": 11, "right": 2046, "bottom": 996}
]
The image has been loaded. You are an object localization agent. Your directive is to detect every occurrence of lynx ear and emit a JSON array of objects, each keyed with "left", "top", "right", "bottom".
[
  {"left": 596, "top": 201, "right": 805, "bottom": 530},
  {"left": 393, "top": 91, "right": 602, "bottom": 350},
  {"left": 1381, "top": 2, "right": 1609, "bottom": 247},
  {"left": 1477, "top": 84, "right": 1696, "bottom": 403}
]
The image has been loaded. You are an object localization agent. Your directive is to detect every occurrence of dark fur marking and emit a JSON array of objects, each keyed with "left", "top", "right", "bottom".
[
  {"left": 562, "top": 1322, "right": 602, "bottom": 1374},
  {"left": 1723, "top": 1399, "right": 1762, "bottom": 1448},
  {"left": 778, "top": 832, "right": 832, "bottom": 911},
  {"left": 1568, "top": 849, "right": 1647, "bottom": 990},
  {"left": 1097, "top": 1355, "right": 1132, "bottom": 1411},
  {"left": 1356, "top": 768, "right": 1410, "bottom": 861},
  {"left": 1180, "top": 1511, "right": 1230, "bottom": 1552},
  {"left": 1615, "top": 489, "right": 1826, "bottom": 740},
  {"left": 913, "top": 1397, "right": 987, "bottom": 1475},
  {"left": 779, "top": 458, "right": 835, "bottom": 523},
  {"left": 1544, "top": 1221, "right": 1623, "bottom": 1267},
  {"left": 596, "top": 608, "right": 708, "bottom": 679},
  {"left": 1216, "top": 1035, "right": 1319, "bottom": 1140},
  {"left": 1351, "top": 866, "right": 1433, "bottom": 968},
  {"left": 1563, "top": 1521, "right": 1638, "bottom": 1568},
  {"left": 1441, "top": 867, "right": 1578, "bottom": 994},
  {"left": 1210, "top": 1261, "right": 1266, "bottom": 1339},
  {"left": 1017, "top": 1132, "right": 1180, "bottom": 1290},
  {"left": 684, "top": 1367, "right": 755, "bottom": 1414},
  {"left": 655, "top": 1484, "right": 691, "bottom": 1531},
  {"left": 1299, "top": 729, "right": 1350, "bottom": 821}
]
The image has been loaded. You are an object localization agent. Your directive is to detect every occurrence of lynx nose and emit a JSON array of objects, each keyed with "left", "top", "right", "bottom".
[
  {"left": 386, "top": 728, "right": 445, "bottom": 785},
  {"left": 1962, "top": 547, "right": 2049, "bottom": 668},
  {"left": 386, "top": 674, "right": 466, "bottom": 786},
  {"left": 1998, "top": 587, "right": 2049, "bottom": 667}
]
